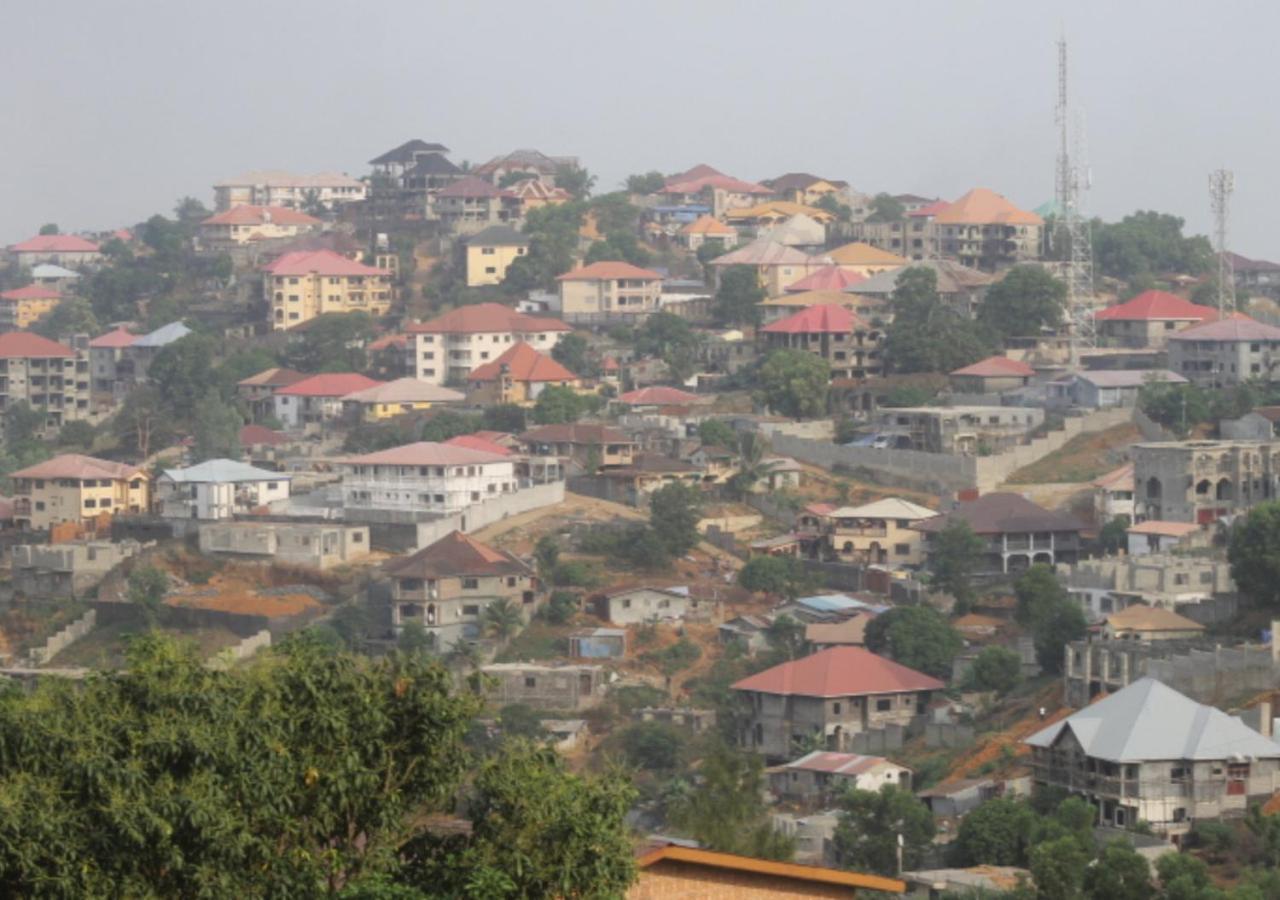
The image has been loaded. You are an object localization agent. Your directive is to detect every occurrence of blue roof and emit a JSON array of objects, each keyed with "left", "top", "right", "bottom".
[
  {"left": 133, "top": 321, "right": 191, "bottom": 348},
  {"left": 796, "top": 594, "right": 868, "bottom": 612},
  {"left": 161, "top": 458, "right": 290, "bottom": 484}
]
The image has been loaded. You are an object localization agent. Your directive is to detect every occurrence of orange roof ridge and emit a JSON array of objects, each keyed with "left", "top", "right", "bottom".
[{"left": 468, "top": 341, "right": 577, "bottom": 383}]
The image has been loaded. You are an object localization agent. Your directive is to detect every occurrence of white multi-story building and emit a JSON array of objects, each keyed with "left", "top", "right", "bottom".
[
  {"left": 156, "top": 459, "right": 291, "bottom": 521},
  {"left": 404, "top": 302, "right": 570, "bottom": 386},
  {"left": 212, "top": 170, "right": 367, "bottom": 212},
  {"left": 340, "top": 442, "right": 517, "bottom": 516}
]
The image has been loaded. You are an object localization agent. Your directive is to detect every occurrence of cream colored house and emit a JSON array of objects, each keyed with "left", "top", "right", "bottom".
[
  {"left": 706, "top": 239, "right": 826, "bottom": 295},
  {"left": 556, "top": 261, "right": 663, "bottom": 324},
  {"left": 465, "top": 225, "right": 529, "bottom": 286},
  {"left": 0, "top": 285, "right": 62, "bottom": 330},
  {"left": 406, "top": 303, "right": 570, "bottom": 386},
  {"left": 213, "top": 170, "right": 366, "bottom": 211},
  {"left": 827, "top": 242, "right": 909, "bottom": 278},
  {"left": 1102, "top": 606, "right": 1206, "bottom": 642},
  {"left": 340, "top": 378, "right": 465, "bottom": 421},
  {"left": 0, "top": 332, "right": 90, "bottom": 436},
  {"left": 198, "top": 205, "right": 322, "bottom": 247},
  {"left": 262, "top": 250, "right": 393, "bottom": 330},
  {"left": 11, "top": 454, "right": 149, "bottom": 531},
  {"left": 827, "top": 498, "right": 939, "bottom": 566}
]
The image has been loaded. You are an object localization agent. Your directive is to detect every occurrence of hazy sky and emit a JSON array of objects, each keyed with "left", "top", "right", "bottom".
[{"left": 3, "top": 1, "right": 1276, "bottom": 256}]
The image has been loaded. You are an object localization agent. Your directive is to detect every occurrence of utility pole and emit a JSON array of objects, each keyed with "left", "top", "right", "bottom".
[
  {"left": 1209, "top": 169, "right": 1235, "bottom": 314},
  {"left": 1055, "top": 35, "right": 1094, "bottom": 368}
]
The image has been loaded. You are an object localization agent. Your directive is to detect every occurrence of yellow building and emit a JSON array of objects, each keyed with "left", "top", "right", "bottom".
[
  {"left": 198, "top": 205, "right": 322, "bottom": 247},
  {"left": 465, "top": 225, "right": 530, "bottom": 287},
  {"left": 0, "top": 285, "right": 62, "bottom": 330},
  {"left": 826, "top": 498, "right": 939, "bottom": 566},
  {"left": 763, "top": 172, "right": 851, "bottom": 207},
  {"left": 707, "top": 239, "right": 826, "bottom": 295},
  {"left": 827, "top": 241, "right": 909, "bottom": 277},
  {"left": 556, "top": 261, "right": 663, "bottom": 325},
  {"left": 466, "top": 342, "right": 579, "bottom": 406},
  {"left": 262, "top": 249, "right": 394, "bottom": 330},
  {"left": 724, "top": 200, "right": 835, "bottom": 228},
  {"left": 11, "top": 454, "right": 149, "bottom": 531},
  {"left": 340, "top": 377, "right": 465, "bottom": 421}
]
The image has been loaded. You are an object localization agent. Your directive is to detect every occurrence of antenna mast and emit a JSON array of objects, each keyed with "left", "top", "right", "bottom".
[
  {"left": 1209, "top": 169, "right": 1235, "bottom": 314},
  {"left": 1055, "top": 35, "right": 1094, "bottom": 366}
]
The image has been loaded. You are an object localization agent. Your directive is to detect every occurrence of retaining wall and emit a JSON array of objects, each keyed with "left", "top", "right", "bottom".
[
  {"left": 207, "top": 630, "right": 272, "bottom": 670},
  {"left": 27, "top": 610, "right": 97, "bottom": 666}
]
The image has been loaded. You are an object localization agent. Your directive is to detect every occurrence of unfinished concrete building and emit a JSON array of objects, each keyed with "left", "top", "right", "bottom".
[
  {"left": 1133, "top": 440, "right": 1280, "bottom": 524},
  {"left": 198, "top": 520, "right": 370, "bottom": 569},
  {"left": 1060, "top": 555, "right": 1236, "bottom": 624},
  {"left": 479, "top": 663, "right": 606, "bottom": 711},
  {"left": 868, "top": 406, "right": 1043, "bottom": 455},
  {"left": 10, "top": 539, "right": 143, "bottom": 599},
  {"left": 1026, "top": 678, "right": 1280, "bottom": 837}
]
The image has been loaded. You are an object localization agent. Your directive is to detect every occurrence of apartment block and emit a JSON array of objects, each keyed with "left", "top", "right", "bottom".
[
  {"left": 1132, "top": 440, "right": 1280, "bottom": 524},
  {"left": 263, "top": 250, "right": 394, "bottom": 330},
  {"left": 0, "top": 332, "right": 90, "bottom": 436},
  {"left": 10, "top": 454, "right": 149, "bottom": 531},
  {"left": 405, "top": 303, "right": 570, "bottom": 386}
]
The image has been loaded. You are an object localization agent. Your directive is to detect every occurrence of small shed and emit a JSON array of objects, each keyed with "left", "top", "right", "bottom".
[{"left": 568, "top": 627, "right": 626, "bottom": 659}]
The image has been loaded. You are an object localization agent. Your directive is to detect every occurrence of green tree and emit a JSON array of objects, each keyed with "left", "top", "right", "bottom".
[
  {"left": 147, "top": 332, "right": 217, "bottom": 417},
  {"left": 57, "top": 419, "right": 96, "bottom": 451},
  {"left": 1028, "top": 835, "right": 1088, "bottom": 900},
  {"left": 620, "top": 722, "right": 686, "bottom": 772},
  {"left": 668, "top": 742, "right": 794, "bottom": 860},
  {"left": 1082, "top": 839, "right": 1154, "bottom": 900},
  {"left": 866, "top": 193, "right": 906, "bottom": 224},
  {"left": 969, "top": 645, "right": 1023, "bottom": 693},
  {"left": 1153, "top": 853, "right": 1219, "bottom": 900},
  {"left": 191, "top": 391, "right": 242, "bottom": 462},
  {"left": 977, "top": 266, "right": 1066, "bottom": 340},
  {"left": 698, "top": 418, "right": 737, "bottom": 448},
  {"left": 531, "top": 384, "right": 590, "bottom": 424},
  {"left": 1014, "top": 564, "right": 1068, "bottom": 626},
  {"left": 540, "top": 590, "right": 577, "bottom": 625},
  {"left": 833, "top": 784, "right": 935, "bottom": 876},
  {"left": 549, "top": 332, "right": 595, "bottom": 377},
  {"left": 713, "top": 265, "right": 765, "bottom": 327},
  {"left": 648, "top": 482, "right": 702, "bottom": 558},
  {"left": 480, "top": 404, "right": 526, "bottom": 433},
  {"left": 758, "top": 349, "right": 829, "bottom": 418},
  {"left": 726, "top": 431, "right": 777, "bottom": 499},
  {"left": 953, "top": 796, "right": 1038, "bottom": 866},
  {"left": 496, "top": 704, "right": 547, "bottom": 740},
  {"left": 737, "top": 554, "right": 818, "bottom": 600},
  {"left": 1093, "top": 211, "right": 1214, "bottom": 281},
  {"left": 584, "top": 231, "right": 651, "bottom": 267},
  {"left": 1014, "top": 565, "right": 1087, "bottom": 674},
  {"left": 33, "top": 297, "right": 99, "bottom": 340},
  {"left": 928, "top": 519, "right": 986, "bottom": 610},
  {"left": 1228, "top": 501, "right": 1280, "bottom": 607},
  {"left": 397, "top": 621, "right": 436, "bottom": 656},
  {"left": 554, "top": 164, "right": 595, "bottom": 200},
  {"left": 501, "top": 202, "right": 585, "bottom": 293},
  {"left": 885, "top": 267, "right": 993, "bottom": 373},
  {"left": 815, "top": 193, "right": 853, "bottom": 223},
  {"left": 863, "top": 605, "right": 962, "bottom": 678},
  {"left": 127, "top": 565, "right": 169, "bottom": 619},
  {"left": 625, "top": 171, "right": 666, "bottom": 195},
  {"left": 114, "top": 383, "right": 172, "bottom": 459},
  {"left": 765, "top": 614, "right": 807, "bottom": 660},
  {"left": 632, "top": 312, "right": 703, "bottom": 383},
  {"left": 1099, "top": 516, "right": 1130, "bottom": 555},
  {"left": 1137, "top": 380, "right": 1211, "bottom": 437},
  {"left": 534, "top": 535, "right": 560, "bottom": 573},
  {"left": 481, "top": 599, "right": 523, "bottom": 640},
  {"left": 38, "top": 222, "right": 59, "bottom": 235},
  {"left": 286, "top": 312, "right": 375, "bottom": 373}
]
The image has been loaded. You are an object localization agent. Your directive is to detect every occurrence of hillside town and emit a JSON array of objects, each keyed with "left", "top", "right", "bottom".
[{"left": 8, "top": 21, "right": 1280, "bottom": 900}]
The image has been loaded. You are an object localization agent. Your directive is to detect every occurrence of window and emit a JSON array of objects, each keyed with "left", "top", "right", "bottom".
[
  {"left": 507, "top": 576, "right": 517, "bottom": 587},
  {"left": 462, "top": 605, "right": 479, "bottom": 616},
  {"left": 481, "top": 247, "right": 495, "bottom": 255},
  {"left": 99, "top": 498, "right": 111, "bottom": 508},
  {"left": 833, "top": 702, "right": 842, "bottom": 714},
  {"left": 83, "top": 499, "right": 96, "bottom": 508},
  {"left": 894, "top": 543, "right": 910, "bottom": 555},
  {"left": 485, "top": 267, "right": 496, "bottom": 275},
  {"left": 462, "top": 578, "right": 479, "bottom": 589},
  {"left": 876, "top": 699, "right": 892, "bottom": 711},
  {"left": 524, "top": 676, "right": 537, "bottom": 688}
]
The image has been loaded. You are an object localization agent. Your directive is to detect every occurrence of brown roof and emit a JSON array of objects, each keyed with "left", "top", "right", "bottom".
[
  {"left": 384, "top": 530, "right": 530, "bottom": 580},
  {"left": 0, "top": 332, "right": 75, "bottom": 359},
  {"left": 1105, "top": 606, "right": 1205, "bottom": 633},
  {"left": 635, "top": 844, "right": 905, "bottom": 895},
  {"left": 519, "top": 423, "right": 632, "bottom": 445},
  {"left": 468, "top": 342, "right": 577, "bottom": 383},
  {"left": 933, "top": 188, "right": 1042, "bottom": 226},
  {"left": 805, "top": 613, "right": 873, "bottom": 646},
  {"left": 913, "top": 492, "right": 1084, "bottom": 536},
  {"left": 237, "top": 367, "right": 308, "bottom": 389},
  {"left": 1126, "top": 520, "right": 1201, "bottom": 537},
  {"left": 202, "top": 205, "right": 322, "bottom": 226},
  {"left": 556, "top": 261, "right": 663, "bottom": 282},
  {"left": 342, "top": 441, "right": 510, "bottom": 467},
  {"left": 732, "top": 646, "right": 943, "bottom": 698},
  {"left": 11, "top": 453, "right": 142, "bottom": 481},
  {"left": 600, "top": 454, "right": 701, "bottom": 477},
  {"left": 950, "top": 356, "right": 1036, "bottom": 378}
]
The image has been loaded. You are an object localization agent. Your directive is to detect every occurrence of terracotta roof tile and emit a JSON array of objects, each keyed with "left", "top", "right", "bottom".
[
  {"left": 679, "top": 215, "right": 737, "bottom": 236},
  {"left": 785, "top": 265, "right": 867, "bottom": 293},
  {"left": 88, "top": 327, "right": 137, "bottom": 349},
  {"left": 1106, "top": 606, "right": 1204, "bottom": 632},
  {"left": 202, "top": 205, "right": 322, "bottom": 226},
  {"left": 1169, "top": 317, "right": 1280, "bottom": 342},
  {"left": 618, "top": 386, "right": 703, "bottom": 405},
  {"left": 261, "top": 250, "right": 385, "bottom": 277},
  {"left": 239, "top": 424, "right": 287, "bottom": 446},
  {"left": 11, "top": 453, "right": 141, "bottom": 481},
  {"left": 1094, "top": 291, "right": 1218, "bottom": 322},
  {"left": 384, "top": 530, "right": 530, "bottom": 579},
  {"left": 276, "top": 373, "right": 382, "bottom": 397},
  {"left": 556, "top": 261, "right": 663, "bottom": 281},
  {"left": 827, "top": 242, "right": 909, "bottom": 266},
  {"left": 343, "top": 441, "right": 510, "bottom": 466},
  {"left": 760, "top": 304, "right": 866, "bottom": 335},
  {"left": 11, "top": 235, "right": 100, "bottom": 253},
  {"left": 237, "top": 367, "right": 307, "bottom": 388},
  {"left": 950, "top": 356, "right": 1036, "bottom": 378},
  {"left": 407, "top": 303, "right": 570, "bottom": 335},
  {"left": 443, "top": 434, "right": 514, "bottom": 456},
  {"left": 732, "top": 646, "right": 943, "bottom": 697},
  {"left": 0, "top": 285, "right": 61, "bottom": 301},
  {"left": 468, "top": 342, "right": 577, "bottom": 383},
  {"left": 933, "top": 188, "right": 1042, "bottom": 226},
  {"left": 0, "top": 332, "right": 76, "bottom": 358}
]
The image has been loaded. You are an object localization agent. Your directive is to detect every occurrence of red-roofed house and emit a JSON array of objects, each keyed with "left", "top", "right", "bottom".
[
  {"left": 784, "top": 265, "right": 866, "bottom": 294},
  {"left": 0, "top": 332, "right": 89, "bottom": 437},
  {"left": 732, "top": 646, "right": 944, "bottom": 759},
  {"left": 198, "top": 205, "right": 322, "bottom": 246},
  {"left": 618, "top": 386, "right": 703, "bottom": 407},
  {"left": 262, "top": 250, "right": 393, "bottom": 330},
  {"left": 273, "top": 373, "right": 383, "bottom": 428},
  {"left": 557, "top": 261, "right": 663, "bottom": 324},
  {"left": 443, "top": 434, "right": 514, "bottom": 456},
  {"left": 236, "top": 367, "right": 307, "bottom": 420},
  {"left": 660, "top": 165, "right": 773, "bottom": 217},
  {"left": 405, "top": 302, "right": 570, "bottom": 386},
  {"left": 759, "top": 305, "right": 884, "bottom": 380},
  {"left": 10, "top": 234, "right": 102, "bottom": 269},
  {"left": 467, "top": 342, "right": 579, "bottom": 406},
  {"left": 1168, "top": 316, "right": 1280, "bottom": 387},
  {"left": 949, "top": 355, "right": 1037, "bottom": 393},
  {"left": 340, "top": 442, "right": 517, "bottom": 516},
  {"left": 0, "top": 284, "right": 62, "bottom": 330},
  {"left": 678, "top": 215, "right": 739, "bottom": 251},
  {"left": 933, "top": 188, "right": 1044, "bottom": 269},
  {"left": 429, "top": 176, "right": 519, "bottom": 233},
  {"left": 87, "top": 327, "right": 137, "bottom": 397},
  {"left": 1094, "top": 290, "right": 1218, "bottom": 348}
]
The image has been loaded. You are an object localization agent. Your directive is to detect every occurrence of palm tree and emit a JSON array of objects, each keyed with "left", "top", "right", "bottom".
[
  {"left": 729, "top": 432, "right": 779, "bottom": 499},
  {"left": 446, "top": 639, "right": 481, "bottom": 673},
  {"left": 481, "top": 598, "right": 523, "bottom": 640}
]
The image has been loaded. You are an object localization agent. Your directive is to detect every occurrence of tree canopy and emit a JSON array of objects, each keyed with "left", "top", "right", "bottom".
[
  {"left": 632, "top": 312, "right": 703, "bottom": 383},
  {"left": 648, "top": 481, "right": 702, "bottom": 558},
  {"left": 1093, "top": 211, "right": 1214, "bottom": 282},
  {"left": 927, "top": 519, "right": 986, "bottom": 610},
  {"left": 884, "top": 267, "right": 992, "bottom": 374},
  {"left": 863, "top": 605, "right": 962, "bottom": 678},
  {"left": 832, "top": 784, "right": 935, "bottom": 876},
  {"left": 1014, "top": 564, "right": 1087, "bottom": 674},
  {"left": 757, "top": 349, "right": 829, "bottom": 418},
  {"left": 977, "top": 266, "right": 1066, "bottom": 341},
  {"left": 713, "top": 265, "right": 765, "bottom": 327},
  {"left": 1229, "top": 501, "right": 1280, "bottom": 608}
]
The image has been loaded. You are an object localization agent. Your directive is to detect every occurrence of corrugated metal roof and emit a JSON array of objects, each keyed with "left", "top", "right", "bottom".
[{"left": 161, "top": 459, "right": 289, "bottom": 484}]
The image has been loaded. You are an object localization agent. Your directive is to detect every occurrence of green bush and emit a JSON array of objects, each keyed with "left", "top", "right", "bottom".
[{"left": 643, "top": 638, "right": 702, "bottom": 676}]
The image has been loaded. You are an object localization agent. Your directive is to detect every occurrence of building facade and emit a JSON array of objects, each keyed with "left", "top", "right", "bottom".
[
  {"left": 341, "top": 442, "right": 518, "bottom": 517},
  {"left": 156, "top": 459, "right": 291, "bottom": 521},
  {"left": 263, "top": 250, "right": 394, "bottom": 330},
  {"left": 557, "top": 261, "right": 663, "bottom": 324},
  {"left": 10, "top": 454, "right": 149, "bottom": 531},
  {"left": 213, "top": 170, "right": 366, "bottom": 211},
  {"left": 1132, "top": 440, "right": 1280, "bottom": 524},
  {"left": 464, "top": 225, "right": 530, "bottom": 286},
  {"left": 0, "top": 332, "right": 90, "bottom": 437},
  {"left": 406, "top": 303, "right": 570, "bottom": 386}
]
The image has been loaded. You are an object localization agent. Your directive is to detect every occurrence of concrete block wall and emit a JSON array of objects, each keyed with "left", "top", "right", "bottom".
[
  {"left": 27, "top": 609, "right": 97, "bottom": 666},
  {"left": 207, "top": 629, "right": 272, "bottom": 671},
  {"left": 973, "top": 406, "right": 1133, "bottom": 490}
]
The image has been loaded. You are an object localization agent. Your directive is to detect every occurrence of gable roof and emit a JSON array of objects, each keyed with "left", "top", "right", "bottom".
[
  {"left": 384, "top": 530, "right": 530, "bottom": 579},
  {"left": 261, "top": 249, "right": 385, "bottom": 277},
  {"left": 342, "top": 377, "right": 466, "bottom": 405},
  {"left": 132, "top": 321, "right": 192, "bottom": 348},
  {"left": 88, "top": 326, "right": 138, "bottom": 349},
  {"left": 1025, "top": 677, "right": 1280, "bottom": 763},
  {"left": 1073, "top": 369, "right": 1187, "bottom": 388},
  {"left": 0, "top": 284, "right": 61, "bottom": 301},
  {"left": 829, "top": 498, "right": 938, "bottom": 521},
  {"left": 443, "top": 434, "right": 514, "bottom": 456},
  {"left": 277, "top": 373, "right": 382, "bottom": 397},
  {"left": 343, "top": 441, "right": 510, "bottom": 467},
  {"left": 30, "top": 264, "right": 80, "bottom": 279},
  {"left": 11, "top": 453, "right": 141, "bottom": 481},
  {"left": 618, "top": 386, "right": 703, "bottom": 406},
  {"left": 679, "top": 215, "right": 737, "bottom": 236},
  {"left": 709, "top": 239, "right": 818, "bottom": 269},
  {"left": 0, "top": 332, "right": 75, "bottom": 358},
  {"left": 764, "top": 173, "right": 849, "bottom": 192},
  {"left": 161, "top": 459, "right": 289, "bottom": 484},
  {"left": 1094, "top": 291, "right": 1218, "bottom": 323},
  {"left": 725, "top": 201, "right": 833, "bottom": 223},
  {"left": 237, "top": 367, "right": 307, "bottom": 388},
  {"left": 468, "top": 342, "right": 577, "bottom": 383},
  {"left": 1126, "top": 520, "right": 1201, "bottom": 537},
  {"left": 1168, "top": 317, "right": 1280, "bottom": 342},
  {"left": 1093, "top": 462, "right": 1134, "bottom": 491},
  {"left": 951, "top": 356, "right": 1036, "bottom": 378},
  {"left": 1105, "top": 606, "right": 1204, "bottom": 633},
  {"left": 240, "top": 423, "right": 287, "bottom": 446},
  {"left": 854, "top": 260, "right": 995, "bottom": 296},
  {"left": 785, "top": 265, "right": 867, "bottom": 293},
  {"left": 662, "top": 168, "right": 772, "bottom": 195},
  {"left": 437, "top": 175, "right": 504, "bottom": 199},
  {"left": 473, "top": 148, "right": 573, "bottom": 177},
  {"left": 408, "top": 302, "right": 571, "bottom": 335},
  {"left": 466, "top": 225, "right": 529, "bottom": 247},
  {"left": 636, "top": 844, "right": 904, "bottom": 894},
  {"left": 404, "top": 153, "right": 462, "bottom": 177},
  {"left": 368, "top": 139, "right": 450, "bottom": 165},
  {"left": 913, "top": 492, "right": 1083, "bottom": 535},
  {"left": 11, "top": 235, "right": 100, "bottom": 253},
  {"left": 933, "top": 188, "right": 1043, "bottom": 226},
  {"left": 201, "top": 205, "right": 322, "bottom": 227},
  {"left": 556, "top": 261, "right": 663, "bottom": 282},
  {"left": 805, "top": 614, "right": 874, "bottom": 647},
  {"left": 782, "top": 750, "right": 896, "bottom": 775},
  {"left": 520, "top": 423, "right": 631, "bottom": 444},
  {"left": 827, "top": 242, "right": 909, "bottom": 267},
  {"left": 760, "top": 304, "right": 865, "bottom": 335},
  {"left": 732, "top": 646, "right": 943, "bottom": 697}
]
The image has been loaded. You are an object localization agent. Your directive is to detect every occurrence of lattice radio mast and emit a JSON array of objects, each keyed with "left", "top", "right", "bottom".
[
  {"left": 1209, "top": 169, "right": 1235, "bottom": 314},
  {"left": 1056, "top": 36, "right": 1094, "bottom": 366}
]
